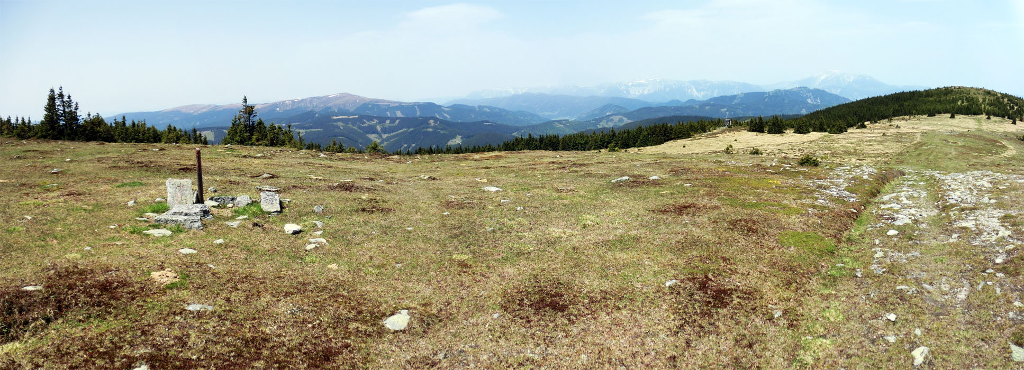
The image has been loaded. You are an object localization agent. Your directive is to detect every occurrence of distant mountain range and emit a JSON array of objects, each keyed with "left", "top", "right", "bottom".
[
  {"left": 183, "top": 87, "right": 848, "bottom": 152},
  {"left": 453, "top": 71, "right": 924, "bottom": 119},
  {"left": 109, "top": 71, "right": 904, "bottom": 151}
]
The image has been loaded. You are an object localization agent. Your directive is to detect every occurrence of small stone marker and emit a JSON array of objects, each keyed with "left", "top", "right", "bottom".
[
  {"left": 166, "top": 179, "right": 196, "bottom": 207},
  {"left": 155, "top": 204, "right": 211, "bottom": 230},
  {"left": 261, "top": 191, "right": 281, "bottom": 213},
  {"left": 143, "top": 229, "right": 172, "bottom": 237},
  {"left": 911, "top": 346, "right": 928, "bottom": 366},
  {"left": 234, "top": 195, "right": 252, "bottom": 208},
  {"left": 383, "top": 310, "right": 411, "bottom": 331},
  {"left": 482, "top": 186, "right": 502, "bottom": 192},
  {"left": 284, "top": 223, "right": 302, "bottom": 234},
  {"left": 611, "top": 176, "right": 630, "bottom": 183}
]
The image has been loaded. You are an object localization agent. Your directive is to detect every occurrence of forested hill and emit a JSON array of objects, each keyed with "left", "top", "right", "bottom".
[{"left": 794, "top": 87, "right": 1024, "bottom": 128}]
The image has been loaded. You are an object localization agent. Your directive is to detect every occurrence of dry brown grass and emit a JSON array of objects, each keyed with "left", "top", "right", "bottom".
[{"left": 3, "top": 120, "right": 1024, "bottom": 368}]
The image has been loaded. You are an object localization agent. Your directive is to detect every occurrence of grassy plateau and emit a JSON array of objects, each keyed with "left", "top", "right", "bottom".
[{"left": 2, "top": 115, "right": 1024, "bottom": 368}]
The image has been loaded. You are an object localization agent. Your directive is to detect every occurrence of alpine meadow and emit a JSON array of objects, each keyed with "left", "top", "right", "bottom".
[{"left": 3, "top": 1, "right": 1024, "bottom": 369}]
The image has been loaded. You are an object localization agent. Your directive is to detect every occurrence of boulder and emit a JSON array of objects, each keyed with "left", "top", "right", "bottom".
[
  {"left": 284, "top": 223, "right": 302, "bottom": 234},
  {"left": 234, "top": 195, "right": 252, "bottom": 208},
  {"left": 208, "top": 196, "right": 236, "bottom": 206}
]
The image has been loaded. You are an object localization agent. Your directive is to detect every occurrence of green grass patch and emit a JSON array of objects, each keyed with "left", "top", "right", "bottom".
[
  {"left": 114, "top": 181, "right": 144, "bottom": 188},
  {"left": 167, "top": 224, "right": 187, "bottom": 233},
  {"left": 780, "top": 231, "right": 836, "bottom": 257},
  {"left": 139, "top": 203, "right": 170, "bottom": 215},
  {"left": 164, "top": 272, "right": 189, "bottom": 290},
  {"left": 4, "top": 226, "right": 26, "bottom": 234},
  {"left": 232, "top": 203, "right": 266, "bottom": 219},
  {"left": 126, "top": 225, "right": 149, "bottom": 235}
]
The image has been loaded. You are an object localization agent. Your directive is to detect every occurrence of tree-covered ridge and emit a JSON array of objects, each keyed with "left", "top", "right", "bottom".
[
  {"left": 406, "top": 118, "right": 724, "bottom": 154},
  {"left": 792, "top": 87, "right": 1024, "bottom": 128}
]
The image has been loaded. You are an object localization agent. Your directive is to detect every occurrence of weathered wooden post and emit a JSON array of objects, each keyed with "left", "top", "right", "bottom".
[{"left": 195, "top": 148, "right": 204, "bottom": 204}]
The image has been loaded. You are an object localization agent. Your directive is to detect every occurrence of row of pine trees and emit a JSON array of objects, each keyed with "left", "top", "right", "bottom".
[{"left": 0, "top": 87, "right": 207, "bottom": 144}]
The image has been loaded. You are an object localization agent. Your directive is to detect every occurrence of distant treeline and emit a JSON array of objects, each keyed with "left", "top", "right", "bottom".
[
  {"left": 1, "top": 87, "right": 208, "bottom": 144},
  {"left": 391, "top": 118, "right": 726, "bottom": 155},
  {"left": 790, "top": 87, "right": 1023, "bottom": 129}
]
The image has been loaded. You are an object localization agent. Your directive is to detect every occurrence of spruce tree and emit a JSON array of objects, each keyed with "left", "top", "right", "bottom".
[
  {"left": 766, "top": 115, "right": 785, "bottom": 134},
  {"left": 38, "top": 88, "right": 60, "bottom": 139}
]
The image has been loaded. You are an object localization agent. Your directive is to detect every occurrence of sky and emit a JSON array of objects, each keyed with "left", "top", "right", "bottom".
[{"left": 1, "top": 0, "right": 1022, "bottom": 118}]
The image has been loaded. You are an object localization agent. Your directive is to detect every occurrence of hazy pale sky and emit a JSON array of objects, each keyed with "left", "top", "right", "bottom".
[{"left": 1, "top": 0, "right": 1022, "bottom": 118}]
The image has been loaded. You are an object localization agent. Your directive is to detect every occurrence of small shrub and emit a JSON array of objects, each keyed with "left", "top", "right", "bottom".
[
  {"left": 856, "top": 122, "right": 867, "bottom": 129},
  {"left": 798, "top": 154, "right": 820, "bottom": 167},
  {"left": 724, "top": 144, "right": 734, "bottom": 154},
  {"left": 749, "top": 148, "right": 762, "bottom": 155},
  {"left": 114, "top": 181, "right": 144, "bottom": 188},
  {"left": 607, "top": 143, "right": 620, "bottom": 152}
]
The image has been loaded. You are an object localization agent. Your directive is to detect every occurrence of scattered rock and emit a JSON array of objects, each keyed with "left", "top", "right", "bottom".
[
  {"left": 419, "top": 175, "right": 437, "bottom": 180},
  {"left": 284, "top": 223, "right": 302, "bottom": 234},
  {"left": 311, "top": 221, "right": 323, "bottom": 228},
  {"left": 155, "top": 214, "right": 203, "bottom": 230},
  {"left": 213, "top": 239, "right": 225, "bottom": 244},
  {"left": 886, "top": 313, "right": 897, "bottom": 322},
  {"left": 204, "top": 200, "right": 219, "bottom": 207},
  {"left": 887, "top": 230, "right": 899, "bottom": 236},
  {"left": 665, "top": 279, "right": 679, "bottom": 287},
  {"left": 649, "top": 176, "right": 661, "bottom": 180},
  {"left": 257, "top": 173, "right": 277, "bottom": 179},
  {"left": 884, "top": 335, "right": 897, "bottom": 343},
  {"left": 1011, "top": 342, "right": 1024, "bottom": 362},
  {"left": 313, "top": 205, "right": 324, "bottom": 213},
  {"left": 208, "top": 196, "right": 236, "bottom": 206},
  {"left": 327, "top": 264, "right": 338, "bottom": 270},
  {"left": 143, "top": 229, "right": 172, "bottom": 237},
  {"left": 610, "top": 176, "right": 630, "bottom": 183},
  {"left": 127, "top": 200, "right": 136, "bottom": 207},
  {"left": 21, "top": 285, "right": 43, "bottom": 291},
  {"left": 185, "top": 304, "right": 213, "bottom": 312},
  {"left": 260, "top": 191, "right": 281, "bottom": 213},
  {"left": 911, "top": 346, "right": 929, "bottom": 366},
  {"left": 482, "top": 186, "right": 502, "bottom": 192},
  {"left": 383, "top": 310, "right": 411, "bottom": 331},
  {"left": 208, "top": 186, "right": 217, "bottom": 193},
  {"left": 50, "top": 168, "right": 62, "bottom": 174},
  {"left": 225, "top": 221, "right": 241, "bottom": 228},
  {"left": 235, "top": 215, "right": 248, "bottom": 220},
  {"left": 305, "top": 244, "right": 318, "bottom": 251},
  {"left": 132, "top": 362, "right": 149, "bottom": 370},
  {"left": 312, "top": 230, "right": 323, "bottom": 236},
  {"left": 178, "top": 248, "right": 197, "bottom": 255},
  {"left": 234, "top": 195, "right": 252, "bottom": 208},
  {"left": 255, "top": 185, "right": 280, "bottom": 192},
  {"left": 308, "top": 238, "right": 327, "bottom": 244}
]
